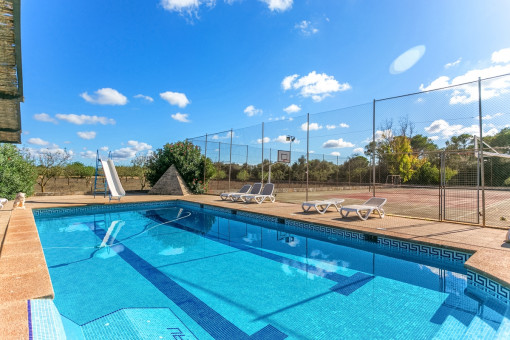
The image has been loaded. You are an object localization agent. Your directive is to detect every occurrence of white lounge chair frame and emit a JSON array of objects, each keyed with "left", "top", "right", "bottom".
[
  {"left": 220, "top": 184, "right": 251, "bottom": 201},
  {"left": 302, "top": 199, "right": 344, "bottom": 214},
  {"left": 340, "top": 197, "right": 387, "bottom": 221},
  {"left": 0, "top": 198, "right": 7, "bottom": 210},
  {"left": 231, "top": 183, "right": 262, "bottom": 202},
  {"left": 241, "top": 183, "right": 275, "bottom": 204}
]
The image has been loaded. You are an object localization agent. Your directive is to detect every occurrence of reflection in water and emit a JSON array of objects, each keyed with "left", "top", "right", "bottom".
[
  {"left": 59, "top": 222, "right": 91, "bottom": 233},
  {"left": 159, "top": 246, "right": 185, "bottom": 256}
]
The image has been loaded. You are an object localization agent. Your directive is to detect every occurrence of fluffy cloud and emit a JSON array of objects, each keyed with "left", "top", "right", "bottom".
[
  {"left": 326, "top": 125, "right": 336, "bottom": 130},
  {"left": 420, "top": 47, "right": 510, "bottom": 104},
  {"left": 171, "top": 113, "right": 191, "bottom": 123},
  {"left": 282, "top": 71, "right": 351, "bottom": 102},
  {"left": 134, "top": 94, "right": 154, "bottom": 102},
  {"left": 160, "top": 91, "right": 190, "bottom": 108},
  {"left": 55, "top": 114, "right": 115, "bottom": 125},
  {"left": 326, "top": 123, "right": 349, "bottom": 130},
  {"left": 27, "top": 137, "right": 49, "bottom": 146},
  {"left": 322, "top": 138, "right": 355, "bottom": 148},
  {"left": 339, "top": 123, "right": 349, "bottom": 128},
  {"left": 33, "top": 113, "right": 57, "bottom": 123},
  {"left": 301, "top": 122, "right": 322, "bottom": 131},
  {"left": 256, "top": 137, "right": 271, "bottom": 144},
  {"left": 353, "top": 147, "right": 364, "bottom": 154},
  {"left": 492, "top": 48, "right": 510, "bottom": 64},
  {"left": 100, "top": 146, "right": 109, "bottom": 151},
  {"left": 211, "top": 131, "right": 234, "bottom": 140},
  {"left": 295, "top": 20, "right": 318, "bottom": 35},
  {"left": 283, "top": 104, "right": 301, "bottom": 114},
  {"left": 244, "top": 105, "right": 262, "bottom": 117},
  {"left": 80, "top": 150, "right": 97, "bottom": 159},
  {"left": 424, "top": 119, "right": 499, "bottom": 138},
  {"left": 481, "top": 112, "right": 503, "bottom": 120},
  {"left": 80, "top": 88, "right": 128, "bottom": 105},
  {"left": 330, "top": 151, "right": 340, "bottom": 156},
  {"left": 77, "top": 131, "right": 96, "bottom": 140},
  {"left": 260, "top": 0, "right": 292, "bottom": 12},
  {"left": 26, "top": 145, "right": 74, "bottom": 159},
  {"left": 444, "top": 58, "right": 461, "bottom": 69},
  {"left": 160, "top": 0, "right": 215, "bottom": 16},
  {"left": 273, "top": 135, "right": 300, "bottom": 144},
  {"left": 111, "top": 141, "right": 152, "bottom": 161}
]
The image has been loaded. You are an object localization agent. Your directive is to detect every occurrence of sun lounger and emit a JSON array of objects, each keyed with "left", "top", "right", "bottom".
[
  {"left": 231, "top": 183, "right": 262, "bottom": 202},
  {"left": 340, "top": 197, "right": 387, "bottom": 220},
  {"left": 0, "top": 198, "right": 6, "bottom": 209},
  {"left": 241, "top": 183, "right": 275, "bottom": 204},
  {"left": 220, "top": 184, "right": 252, "bottom": 200},
  {"left": 302, "top": 199, "right": 344, "bottom": 214}
]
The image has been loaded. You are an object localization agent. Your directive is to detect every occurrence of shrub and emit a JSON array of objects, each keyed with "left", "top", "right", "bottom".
[
  {"left": 147, "top": 141, "right": 214, "bottom": 194},
  {"left": 0, "top": 144, "right": 38, "bottom": 199}
]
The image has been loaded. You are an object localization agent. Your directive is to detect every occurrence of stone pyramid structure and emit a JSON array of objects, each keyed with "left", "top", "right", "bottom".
[{"left": 148, "top": 164, "right": 191, "bottom": 196}]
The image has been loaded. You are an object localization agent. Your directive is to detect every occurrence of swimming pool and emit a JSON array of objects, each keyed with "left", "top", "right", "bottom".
[{"left": 34, "top": 201, "right": 510, "bottom": 339}]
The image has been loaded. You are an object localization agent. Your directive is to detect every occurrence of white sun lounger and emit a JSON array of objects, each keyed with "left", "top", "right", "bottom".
[
  {"left": 231, "top": 183, "right": 262, "bottom": 202},
  {"left": 302, "top": 199, "right": 344, "bottom": 214},
  {"left": 340, "top": 197, "right": 387, "bottom": 221},
  {"left": 241, "top": 183, "right": 275, "bottom": 204},
  {"left": 0, "top": 198, "right": 7, "bottom": 210},
  {"left": 220, "top": 184, "right": 252, "bottom": 200}
]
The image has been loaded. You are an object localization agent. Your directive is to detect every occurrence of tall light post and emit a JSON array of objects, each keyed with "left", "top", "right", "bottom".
[{"left": 287, "top": 135, "right": 295, "bottom": 188}]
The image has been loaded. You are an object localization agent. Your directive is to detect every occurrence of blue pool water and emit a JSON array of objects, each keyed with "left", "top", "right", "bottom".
[{"left": 35, "top": 202, "right": 510, "bottom": 339}]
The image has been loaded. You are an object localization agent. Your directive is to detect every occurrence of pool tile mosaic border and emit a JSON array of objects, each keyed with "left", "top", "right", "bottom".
[
  {"left": 467, "top": 270, "right": 510, "bottom": 305},
  {"left": 33, "top": 199, "right": 509, "bottom": 306},
  {"left": 28, "top": 299, "right": 66, "bottom": 340}
]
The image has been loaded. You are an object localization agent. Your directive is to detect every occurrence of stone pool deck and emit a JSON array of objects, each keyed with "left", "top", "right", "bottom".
[{"left": 1, "top": 193, "right": 509, "bottom": 339}]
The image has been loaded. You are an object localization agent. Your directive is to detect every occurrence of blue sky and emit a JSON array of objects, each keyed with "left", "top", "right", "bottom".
[{"left": 20, "top": 0, "right": 510, "bottom": 164}]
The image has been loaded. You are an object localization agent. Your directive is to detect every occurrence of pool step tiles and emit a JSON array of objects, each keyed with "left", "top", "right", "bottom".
[
  {"left": 81, "top": 308, "right": 198, "bottom": 340},
  {"left": 28, "top": 299, "right": 66, "bottom": 340}
]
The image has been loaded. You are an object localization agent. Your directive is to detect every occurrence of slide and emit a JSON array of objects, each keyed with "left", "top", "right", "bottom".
[{"left": 100, "top": 159, "right": 126, "bottom": 200}]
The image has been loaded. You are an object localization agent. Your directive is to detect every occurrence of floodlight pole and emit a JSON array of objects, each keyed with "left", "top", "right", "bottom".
[
  {"left": 261, "top": 122, "right": 264, "bottom": 185},
  {"left": 287, "top": 135, "right": 295, "bottom": 189},
  {"left": 228, "top": 129, "right": 233, "bottom": 191},
  {"left": 204, "top": 134, "right": 208, "bottom": 187},
  {"left": 306, "top": 113, "right": 310, "bottom": 202},
  {"left": 478, "top": 77, "right": 486, "bottom": 227},
  {"left": 372, "top": 99, "right": 376, "bottom": 197}
]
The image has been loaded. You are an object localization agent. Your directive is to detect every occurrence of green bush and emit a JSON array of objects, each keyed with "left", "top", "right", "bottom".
[
  {"left": 147, "top": 141, "right": 214, "bottom": 194},
  {"left": 0, "top": 144, "right": 38, "bottom": 199}
]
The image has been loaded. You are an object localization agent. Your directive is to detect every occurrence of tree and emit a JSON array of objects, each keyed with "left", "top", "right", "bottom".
[
  {"left": 410, "top": 134, "right": 438, "bottom": 154},
  {"left": 0, "top": 144, "right": 38, "bottom": 199},
  {"left": 36, "top": 149, "right": 72, "bottom": 193},
  {"left": 236, "top": 169, "right": 250, "bottom": 181},
  {"left": 131, "top": 154, "right": 151, "bottom": 190}
]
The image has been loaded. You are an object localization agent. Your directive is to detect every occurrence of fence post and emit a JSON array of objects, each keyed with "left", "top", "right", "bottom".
[
  {"left": 261, "top": 122, "right": 264, "bottom": 185},
  {"left": 478, "top": 77, "right": 486, "bottom": 227},
  {"left": 372, "top": 99, "right": 376, "bottom": 196},
  {"left": 306, "top": 113, "right": 310, "bottom": 202},
  {"left": 229, "top": 128, "right": 233, "bottom": 191},
  {"left": 246, "top": 145, "right": 248, "bottom": 167},
  {"left": 204, "top": 134, "right": 208, "bottom": 188}
]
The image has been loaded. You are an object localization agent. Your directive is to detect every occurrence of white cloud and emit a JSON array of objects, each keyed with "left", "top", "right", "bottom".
[
  {"left": 322, "top": 138, "right": 354, "bottom": 148},
  {"left": 492, "top": 48, "right": 510, "bottom": 64},
  {"left": 212, "top": 131, "right": 234, "bottom": 140},
  {"left": 80, "top": 88, "right": 128, "bottom": 105},
  {"left": 100, "top": 146, "right": 109, "bottom": 151},
  {"left": 424, "top": 119, "right": 499, "bottom": 138},
  {"left": 282, "top": 71, "right": 351, "bottom": 102},
  {"left": 339, "top": 123, "right": 349, "bottom": 128},
  {"left": 111, "top": 140, "right": 152, "bottom": 161},
  {"left": 256, "top": 137, "right": 271, "bottom": 144},
  {"left": 330, "top": 151, "right": 340, "bottom": 156},
  {"left": 444, "top": 58, "right": 462, "bottom": 69},
  {"left": 428, "top": 136, "right": 439, "bottom": 141},
  {"left": 295, "top": 20, "right": 318, "bottom": 35},
  {"left": 482, "top": 112, "right": 503, "bottom": 120},
  {"left": 301, "top": 122, "right": 322, "bottom": 131},
  {"left": 160, "top": 0, "right": 215, "bottom": 16},
  {"left": 326, "top": 125, "right": 336, "bottom": 130},
  {"left": 282, "top": 74, "right": 298, "bottom": 90},
  {"left": 27, "top": 138, "right": 49, "bottom": 146},
  {"left": 353, "top": 147, "right": 364, "bottom": 154},
  {"left": 244, "top": 105, "right": 262, "bottom": 117},
  {"left": 27, "top": 145, "right": 74, "bottom": 159},
  {"left": 283, "top": 104, "right": 301, "bottom": 114},
  {"left": 80, "top": 150, "right": 97, "bottom": 159},
  {"left": 160, "top": 91, "right": 190, "bottom": 108},
  {"left": 134, "top": 94, "right": 154, "bottom": 102},
  {"left": 389, "top": 45, "right": 426, "bottom": 74},
  {"left": 260, "top": 0, "right": 292, "bottom": 12},
  {"left": 77, "top": 131, "right": 96, "bottom": 140},
  {"left": 55, "top": 114, "right": 115, "bottom": 125},
  {"left": 171, "top": 113, "right": 191, "bottom": 123},
  {"left": 420, "top": 48, "right": 510, "bottom": 104},
  {"left": 33, "top": 113, "right": 57, "bottom": 124},
  {"left": 273, "top": 135, "right": 300, "bottom": 144}
]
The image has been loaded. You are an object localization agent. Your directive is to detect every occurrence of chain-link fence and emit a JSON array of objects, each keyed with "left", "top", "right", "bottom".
[{"left": 186, "top": 73, "right": 510, "bottom": 227}]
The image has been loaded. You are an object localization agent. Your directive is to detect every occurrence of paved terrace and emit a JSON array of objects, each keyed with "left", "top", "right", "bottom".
[{"left": 1, "top": 193, "right": 510, "bottom": 338}]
